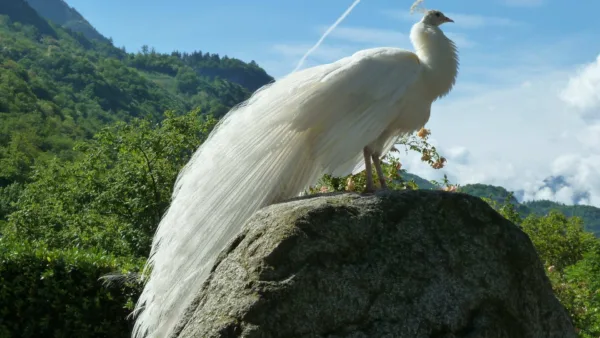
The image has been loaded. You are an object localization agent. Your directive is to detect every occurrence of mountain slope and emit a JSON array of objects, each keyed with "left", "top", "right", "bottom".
[
  {"left": 400, "top": 172, "right": 438, "bottom": 190},
  {"left": 522, "top": 200, "right": 600, "bottom": 233},
  {"left": 0, "top": 0, "right": 57, "bottom": 38},
  {"left": 0, "top": 7, "right": 187, "bottom": 185},
  {"left": 458, "top": 183, "right": 600, "bottom": 235},
  {"left": 178, "top": 51, "right": 274, "bottom": 92},
  {"left": 25, "top": 0, "right": 109, "bottom": 43},
  {"left": 0, "top": 0, "right": 272, "bottom": 206},
  {"left": 19, "top": 0, "right": 274, "bottom": 106},
  {"left": 132, "top": 49, "right": 275, "bottom": 96}
]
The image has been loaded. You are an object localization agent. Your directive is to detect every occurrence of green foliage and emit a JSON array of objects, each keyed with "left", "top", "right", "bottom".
[
  {"left": 0, "top": 6, "right": 272, "bottom": 212},
  {"left": 0, "top": 14, "right": 184, "bottom": 184},
  {"left": 25, "top": 0, "right": 111, "bottom": 43},
  {"left": 0, "top": 239, "right": 143, "bottom": 338},
  {"left": 0, "top": 6, "right": 273, "bottom": 335},
  {"left": 529, "top": 216, "right": 600, "bottom": 336},
  {"left": 177, "top": 50, "right": 274, "bottom": 92},
  {"left": 459, "top": 183, "right": 519, "bottom": 204},
  {"left": 486, "top": 197, "right": 600, "bottom": 337},
  {"left": 481, "top": 193, "right": 523, "bottom": 225},
  {"left": 0, "top": 0, "right": 57, "bottom": 38},
  {"left": 4, "top": 110, "right": 217, "bottom": 258},
  {"left": 459, "top": 184, "right": 531, "bottom": 216},
  {"left": 126, "top": 48, "right": 266, "bottom": 118},
  {"left": 551, "top": 247, "right": 600, "bottom": 337},
  {"left": 0, "top": 109, "right": 214, "bottom": 337},
  {"left": 400, "top": 172, "right": 438, "bottom": 189},
  {"left": 0, "top": 182, "right": 21, "bottom": 221},
  {"left": 524, "top": 200, "right": 600, "bottom": 236},
  {"left": 312, "top": 153, "right": 414, "bottom": 194},
  {"left": 521, "top": 212, "right": 595, "bottom": 271},
  {"left": 311, "top": 129, "right": 449, "bottom": 194},
  {"left": 460, "top": 184, "right": 600, "bottom": 235}
]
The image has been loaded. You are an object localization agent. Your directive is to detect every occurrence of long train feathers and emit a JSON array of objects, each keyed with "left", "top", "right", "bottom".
[
  {"left": 132, "top": 10, "right": 458, "bottom": 337},
  {"left": 132, "top": 49, "right": 420, "bottom": 338}
]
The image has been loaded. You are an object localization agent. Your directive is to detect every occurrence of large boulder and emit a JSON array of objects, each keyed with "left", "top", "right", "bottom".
[{"left": 174, "top": 190, "right": 576, "bottom": 338}]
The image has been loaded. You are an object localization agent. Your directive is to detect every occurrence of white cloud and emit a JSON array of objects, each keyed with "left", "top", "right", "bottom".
[
  {"left": 521, "top": 154, "right": 600, "bottom": 206},
  {"left": 559, "top": 55, "right": 600, "bottom": 118},
  {"left": 577, "top": 123, "right": 600, "bottom": 150},
  {"left": 395, "top": 54, "right": 600, "bottom": 207},
  {"left": 445, "top": 146, "right": 471, "bottom": 165}
]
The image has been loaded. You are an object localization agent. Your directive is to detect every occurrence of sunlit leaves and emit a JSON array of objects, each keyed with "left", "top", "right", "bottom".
[
  {"left": 309, "top": 128, "right": 456, "bottom": 194},
  {"left": 486, "top": 196, "right": 599, "bottom": 337},
  {"left": 4, "top": 110, "right": 217, "bottom": 258}
]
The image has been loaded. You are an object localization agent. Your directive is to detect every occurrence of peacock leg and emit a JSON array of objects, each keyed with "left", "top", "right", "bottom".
[
  {"left": 363, "top": 148, "right": 375, "bottom": 193},
  {"left": 372, "top": 154, "right": 388, "bottom": 190}
]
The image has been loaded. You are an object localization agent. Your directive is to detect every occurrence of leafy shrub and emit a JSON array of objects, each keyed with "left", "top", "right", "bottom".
[
  {"left": 311, "top": 128, "right": 451, "bottom": 194},
  {"left": 5, "top": 110, "right": 217, "bottom": 258},
  {"left": 487, "top": 196, "right": 600, "bottom": 337},
  {"left": 0, "top": 240, "right": 143, "bottom": 338}
]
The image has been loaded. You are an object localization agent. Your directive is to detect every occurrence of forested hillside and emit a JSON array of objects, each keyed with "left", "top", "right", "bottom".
[
  {"left": 393, "top": 176, "right": 600, "bottom": 236},
  {"left": 459, "top": 183, "right": 600, "bottom": 235},
  {"left": 25, "top": 0, "right": 110, "bottom": 43},
  {"left": 0, "top": 0, "right": 273, "bottom": 222}
]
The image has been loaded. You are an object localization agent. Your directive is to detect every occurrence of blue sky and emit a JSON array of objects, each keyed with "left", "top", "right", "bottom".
[
  {"left": 66, "top": 0, "right": 600, "bottom": 206},
  {"left": 66, "top": 0, "right": 600, "bottom": 77}
]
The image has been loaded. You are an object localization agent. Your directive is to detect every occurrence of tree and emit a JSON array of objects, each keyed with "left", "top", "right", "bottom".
[
  {"left": 4, "top": 109, "right": 217, "bottom": 258},
  {"left": 552, "top": 246, "right": 600, "bottom": 337},
  {"left": 521, "top": 211, "right": 596, "bottom": 271},
  {"left": 485, "top": 196, "right": 600, "bottom": 337},
  {"left": 175, "top": 67, "right": 201, "bottom": 94}
]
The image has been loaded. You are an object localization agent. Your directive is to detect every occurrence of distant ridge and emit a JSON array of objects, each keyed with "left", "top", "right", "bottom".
[{"left": 25, "top": 0, "right": 110, "bottom": 43}]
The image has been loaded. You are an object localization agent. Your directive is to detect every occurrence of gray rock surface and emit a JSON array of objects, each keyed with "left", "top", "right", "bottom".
[{"left": 174, "top": 190, "right": 576, "bottom": 338}]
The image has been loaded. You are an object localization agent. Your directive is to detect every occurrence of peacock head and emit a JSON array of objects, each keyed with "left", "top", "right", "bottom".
[{"left": 421, "top": 10, "right": 454, "bottom": 26}]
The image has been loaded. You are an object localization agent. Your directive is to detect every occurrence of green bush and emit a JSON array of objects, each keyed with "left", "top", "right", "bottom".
[
  {"left": 0, "top": 240, "right": 143, "bottom": 338},
  {"left": 486, "top": 196, "right": 600, "bottom": 337}
]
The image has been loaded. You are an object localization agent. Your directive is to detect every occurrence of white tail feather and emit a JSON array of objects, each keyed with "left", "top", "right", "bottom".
[
  {"left": 132, "top": 65, "right": 356, "bottom": 338},
  {"left": 132, "top": 23, "right": 440, "bottom": 338}
]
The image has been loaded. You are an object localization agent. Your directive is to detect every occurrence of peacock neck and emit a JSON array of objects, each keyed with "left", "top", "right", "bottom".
[{"left": 410, "top": 23, "right": 459, "bottom": 100}]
